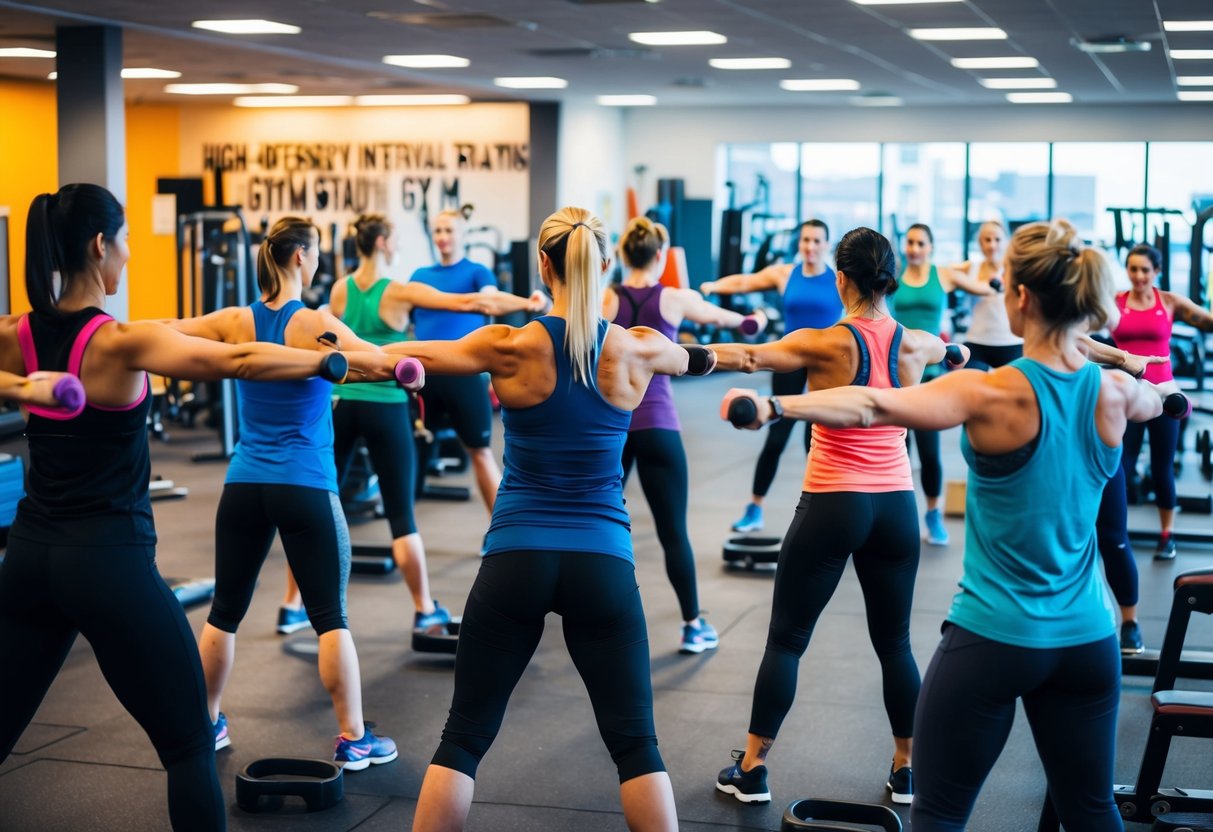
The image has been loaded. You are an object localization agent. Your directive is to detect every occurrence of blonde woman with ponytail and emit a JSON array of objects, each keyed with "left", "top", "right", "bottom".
[
  {"left": 721, "top": 219, "right": 1182, "bottom": 829},
  {"left": 389, "top": 207, "right": 710, "bottom": 832}
]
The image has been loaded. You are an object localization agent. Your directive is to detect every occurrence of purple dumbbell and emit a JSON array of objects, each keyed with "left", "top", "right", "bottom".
[
  {"left": 395, "top": 357, "right": 424, "bottom": 387},
  {"left": 53, "top": 375, "right": 85, "bottom": 411},
  {"left": 739, "top": 315, "right": 762, "bottom": 337}
]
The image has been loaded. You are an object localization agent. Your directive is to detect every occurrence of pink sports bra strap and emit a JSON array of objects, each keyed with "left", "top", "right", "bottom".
[{"left": 69, "top": 313, "right": 114, "bottom": 376}]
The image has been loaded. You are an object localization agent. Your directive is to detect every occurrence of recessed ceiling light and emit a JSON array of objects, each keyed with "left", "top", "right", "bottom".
[
  {"left": 1171, "top": 50, "right": 1213, "bottom": 60},
  {"left": 628, "top": 31, "right": 727, "bottom": 46},
  {"left": 0, "top": 47, "right": 55, "bottom": 58},
  {"left": 1163, "top": 21, "right": 1213, "bottom": 32},
  {"left": 382, "top": 54, "right": 470, "bottom": 69},
  {"left": 235, "top": 95, "right": 353, "bottom": 108},
  {"left": 909, "top": 28, "right": 1007, "bottom": 41},
  {"left": 355, "top": 94, "right": 470, "bottom": 106},
  {"left": 852, "top": 0, "right": 962, "bottom": 4},
  {"left": 165, "top": 83, "right": 299, "bottom": 95},
  {"left": 851, "top": 95, "right": 903, "bottom": 106},
  {"left": 1006, "top": 92, "right": 1072, "bottom": 103},
  {"left": 951, "top": 57, "right": 1039, "bottom": 69},
  {"left": 979, "top": 77, "right": 1057, "bottom": 89},
  {"left": 597, "top": 94, "right": 657, "bottom": 106},
  {"left": 493, "top": 76, "right": 568, "bottom": 89},
  {"left": 780, "top": 78, "right": 861, "bottom": 91},
  {"left": 1072, "top": 36, "right": 1151, "bottom": 53},
  {"left": 191, "top": 19, "right": 301, "bottom": 35},
  {"left": 709, "top": 58, "right": 791, "bottom": 70},
  {"left": 122, "top": 68, "right": 182, "bottom": 79},
  {"left": 1177, "top": 76, "right": 1213, "bottom": 86},
  {"left": 1178, "top": 90, "right": 1213, "bottom": 101}
]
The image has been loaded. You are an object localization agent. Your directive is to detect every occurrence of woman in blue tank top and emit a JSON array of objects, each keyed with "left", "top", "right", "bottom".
[
  {"left": 724, "top": 219, "right": 1176, "bottom": 830},
  {"left": 169, "top": 217, "right": 421, "bottom": 770},
  {"left": 384, "top": 207, "right": 715, "bottom": 832},
  {"left": 700, "top": 219, "right": 842, "bottom": 534}
]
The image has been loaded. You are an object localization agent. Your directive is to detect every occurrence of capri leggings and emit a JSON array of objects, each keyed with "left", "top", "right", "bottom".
[
  {"left": 749, "top": 490, "right": 921, "bottom": 740},
  {"left": 1123, "top": 414, "right": 1180, "bottom": 511},
  {"left": 0, "top": 539, "right": 224, "bottom": 831},
  {"left": 752, "top": 368, "right": 812, "bottom": 498},
  {"left": 433, "top": 549, "right": 664, "bottom": 783},
  {"left": 1096, "top": 464, "right": 1138, "bottom": 608},
  {"left": 911, "top": 624, "right": 1121, "bottom": 831},
  {"left": 420, "top": 373, "right": 493, "bottom": 449},
  {"left": 208, "top": 484, "right": 351, "bottom": 635},
  {"left": 333, "top": 398, "right": 417, "bottom": 538},
  {"left": 621, "top": 428, "right": 699, "bottom": 622},
  {"left": 907, "top": 429, "right": 943, "bottom": 499}
]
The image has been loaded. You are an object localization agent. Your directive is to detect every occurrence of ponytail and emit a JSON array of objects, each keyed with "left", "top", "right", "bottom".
[
  {"left": 1005, "top": 219, "right": 1114, "bottom": 333},
  {"left": 537, "top": 207, "right": 609, "bottom": 385},
  {"left": 618, "top": 216, "right": 668, "bottom": 270},
  {"left": 24, "top": 184, "right": 124, "bottom": 315},
  {"left": 259, "top": 216, "right": 316, "bottom": 301}
]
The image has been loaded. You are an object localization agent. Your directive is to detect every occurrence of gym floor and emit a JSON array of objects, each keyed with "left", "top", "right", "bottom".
[{"left": 1, "top": 370, "right": 1210, "bottom": 831}]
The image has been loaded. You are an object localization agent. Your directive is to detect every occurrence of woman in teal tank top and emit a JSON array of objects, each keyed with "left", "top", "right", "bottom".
[{"left": 727, "top": 219, "right": 1176, "bottom": 831}]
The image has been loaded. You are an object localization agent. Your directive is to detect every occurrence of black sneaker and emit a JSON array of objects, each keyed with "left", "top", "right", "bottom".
[
  {"left": 715, "top": 750, "right": 771, "bottom": 804},
  {"left": 1154, "top": 534, "right": 1177, "bottom": 561},
  {"left": 1120, "top": 620, "right": 1144, "bottom": 655},
  {"left": 886, "top": 763, "right": 913, "bottom": 805}
]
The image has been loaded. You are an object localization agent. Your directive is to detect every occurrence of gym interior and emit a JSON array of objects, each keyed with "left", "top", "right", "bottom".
[{"left": 0, "top": 1, "right": 1212, "bottom": 830}]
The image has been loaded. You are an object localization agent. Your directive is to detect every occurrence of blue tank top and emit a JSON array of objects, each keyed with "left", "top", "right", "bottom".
[
  {"left": 225, "top": 300, "right": 338, "bottom": 492},
  {"left": 409, "top": 258, "right": 496, "bottom": 340},
  {"left": 484, "top": 317, "right": 633, "bottom": 561},
  {"left": 949, "top": 359, "right": 1120, "bottom": 648},
  {"left": 783, "top": 264, "right": 843, "bottom": 332}
]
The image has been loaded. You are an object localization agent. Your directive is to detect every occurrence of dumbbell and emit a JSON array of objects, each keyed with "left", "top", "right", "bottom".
[
  {"left": 727, "top": 396, "right": 759, "bottom": 428},
  {"left": 52, "top": 376, "right": 85, "bottom": 411},
  {"left": 739, "top": 312, "right": 765, "bottom": 341},
  {"left": 1163, "top": 392, "right": 1191, "bottom": 420},
  {"left": 395, "top": 357, "right": 424, "bottom": 388},
  {"left": 988, "top": 278, "right": 1003, "bottom": 293},
  {"left": 944, "top": 344, "right": 965, "bottom": 368},
  {"left": 319, "top": 353, "right": 349, "bottom": 384}
]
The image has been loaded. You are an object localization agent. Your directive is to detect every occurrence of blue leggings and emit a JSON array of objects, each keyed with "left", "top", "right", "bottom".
[
  {"left": 911, "top": 624, "right": 1121, "bottom": 831},
  {"left": 1096, "top": 464, "right": 1138, "bottom": 607},
  {"left": 1123, "top": 414, "right": 1179, "bottom": 510}
]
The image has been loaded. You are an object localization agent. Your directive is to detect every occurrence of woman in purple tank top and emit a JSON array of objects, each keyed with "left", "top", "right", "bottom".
[{"left": 603, "top": 217, "right": 763, "bottom": 654}]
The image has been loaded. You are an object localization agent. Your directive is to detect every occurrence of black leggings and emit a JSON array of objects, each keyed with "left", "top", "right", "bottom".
[
  {"left": 911, "top": 624, "right": 1121, "bottom": 831},
  {"left": 962, "top": 342, "right": 1022, "bottom": 372},
  {"left": 621, "top": 428, "right": 699, "bottom": 621},
  {"left": 749, "top": 490, "right": 921, "bottom": 740},
  {"left": 1096, "top": 464, "right": 1138, "bottom": 608},
  {"left": 208, "top": 483, "right": 351, "bottom": 635},
  {"left": 1123, "top": 414, "right": 1180, "bottom": 511},
  {"left": 0, "top": 539, "right": 224, "bottom": 831},
  {"left": 433, "top": 550, "right": 664, "bottom": 783},
  {"left": 752, "top": 368, "right": 811, "bottom": 498},
  {"left": 333, "top": 398, "right": 417, "bottom": 538},
  {"left": 420, "top": 373, "right": 493, "bottom": 449},
  {"left": 907, "top": 429, "right": 943, "bottom": 500}
]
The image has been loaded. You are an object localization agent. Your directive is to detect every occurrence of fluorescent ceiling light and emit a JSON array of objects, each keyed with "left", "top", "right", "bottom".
[
  {"left": 493, "top": 76, "right": 567, "bottom": 89},
  {"left": 979, "top": 77, "right": 1056, "bottom": 89},
  {"left": 852, "top": 0, "right": 961, "bottom": 4},
  {"left": 597, "top": 94, "right": 657, "bottom": 106},
  {"left": 1163, "top": 21, "right": 1213, "bottom": 32},
  {"left": 1177, "top": 76, "right": 1213, "bottom": 86},
  {"left": 1006, "top": 92, "right": 1072, "bottom": 103},
  {"left": 191, "top": 19, "right": 301, "bottom": 35},
  {"left": 909, "top": 28, "right": 1007, "bottom": 40},
  {"left": 709, "top": 57, "right": 791, "bottom": 70},
  {"left": 382, "top": 54, "right": 470, "bottom": 68},
  {"left": 165, "top": 82, "right": 299, "bottom": 95},
  {"left": 1178, "top": 91, "right": 1213, "bottom": 101},
  {"left": 355, "top": 94, "right": 470, "bottom": 106},
  {"left": 851, "top": 95, "right": 903, "bottom": 106},
  {"left": 1171, "top": 50, "right": 1213, "bottom": 60},
  {"left": 780, "top": 78, "right": 861, "bottom": 91},
  {"left": 235, "top": 95, "right": 353, "bottom": 108},
  {"left": 0, "top": 47, "right": 55, "bottom": 58},
  {"left": 951, "top": 56, "right": 1039, "bottom": 69},
  {"left": 50, "top": 67, "right": 182, "bottom": 80},
  {"left": 628, "top": 31, "right": 727, "bottom": 46}
]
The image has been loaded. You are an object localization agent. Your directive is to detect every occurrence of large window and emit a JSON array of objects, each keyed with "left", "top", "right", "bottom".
[
  {"left": 967, "top": 143, "right": 1050, "bottom": 244},
  {"left": 881, "top": 143, "right": 967, "bottom": 266},
  {"left": 1051, "top": 143, "right": 1147, "bottom": 249},
  {"left": 800, "top": 143, "right": 881, "bottom": 252},
  {"left": 1147, "top": 143, "right": 1213, "bottom": 295}
]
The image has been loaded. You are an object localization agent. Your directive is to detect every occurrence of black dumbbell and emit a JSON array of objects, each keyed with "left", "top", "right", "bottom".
[{"left": 727, "top": 396, "right": 758, "bottom": 427}]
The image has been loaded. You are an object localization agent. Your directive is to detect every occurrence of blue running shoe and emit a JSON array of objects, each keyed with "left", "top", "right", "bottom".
[
  {"left": 213, "top": 713, "right": 230, "bottom": 752},
  {"left": 732, "top": 503, "right": 764, "bottom": 533},
  {"left": 414, "top": 601, "right": 452, "bottom": 634},
  {"left": 276, "top": 605, "right": 311, "bottom": 635},
  {"left": 924, "top": 508, "right": 949, "bottom": 546},
  {"left": 680, "top": 618, "right": 720, "bottom": 654},
  {"left": 334, "top": 723, "right": 398, "bottom": 771},
  {"left": 716, "top": 750, "right": 771, "bottom": 804}
]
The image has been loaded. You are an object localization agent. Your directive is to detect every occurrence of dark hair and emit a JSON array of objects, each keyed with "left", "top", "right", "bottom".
[
  {"left": 259, "top": 216, "right": 317, "bottom": 300},
  {"left": 799, "top": 218, "right": 830, "bottom": 241},
  {"left": 1127, "top": 243, "right": 1161, "bottom": 272},
  {"left": 25, "top": 184, "right": 125, "bottom": 315},
  {"left": 835, "top": 227, "right": 898, "bottom": 300},
  {"left": 618, "top": 216, "right": 669, "bottom": 270},
  {"left": 907, "top": 223, "right": 934, "bottom": 244},
  {"left": 351, "top": 213, "right": 392, "bottom": 259},
  {"left": 1006, "top": 219, "right": 1114, "bottom": 333}
]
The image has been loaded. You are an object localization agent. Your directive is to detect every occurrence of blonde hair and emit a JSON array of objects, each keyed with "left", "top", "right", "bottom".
[
  {"left": 259, "top": 216, "right": 317, "bottom": 300},
  {"left": 538, "top": 206, "right": 610, "bottom": 385},
  {"left": 1005, "top": 218, "right": 1114, "bottom": 333},
  {"left": 618, "top": 216, "right": 669, "bottom": 270}
]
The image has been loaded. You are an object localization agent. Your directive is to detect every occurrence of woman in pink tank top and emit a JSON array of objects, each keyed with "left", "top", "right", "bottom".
[{"left": 705, "top": 227, "right": 968, "bottom": 807}]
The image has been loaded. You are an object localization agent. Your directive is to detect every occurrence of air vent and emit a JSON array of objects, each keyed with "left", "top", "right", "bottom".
[
  {"left": 368, "top": 12, "right": 515, "bottom": 29},
  {"left": 526, "top": 47, "right": 658, "bottom": 60}
]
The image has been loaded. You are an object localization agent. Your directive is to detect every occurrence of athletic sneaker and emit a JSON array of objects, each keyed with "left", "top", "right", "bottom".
[
  {"left": 334, "top": 723, "right": 398, "bottom": 771},
  {"left": 680, "top": 619, "right": 720, "bottom": 654},
  {"left": 414, "top": 601, "right": 452, "bottom": 633},
  {"left": 924, "top": 508, "right": 949, "bottom": 546},
  {"left": 276, "top": 605, "right": 311, "bottom": 635},
  {"left": 1120, "top": 620, "right": 1145, "bottom": 655},
  {"left": 1154, "top": 533, "right": 1177, "bottom": 561},
  {"left": 716, "top": 750, "right": 771, "bottom": 804},
  {"left": 886, "top": 763, "right": 913, "bottom": 805},
  {"left": 213, "top": 713, "right": 230, "bottom": 752},
  {"left": 732, "top": 503, "right": 764, "bottom": 533}
]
